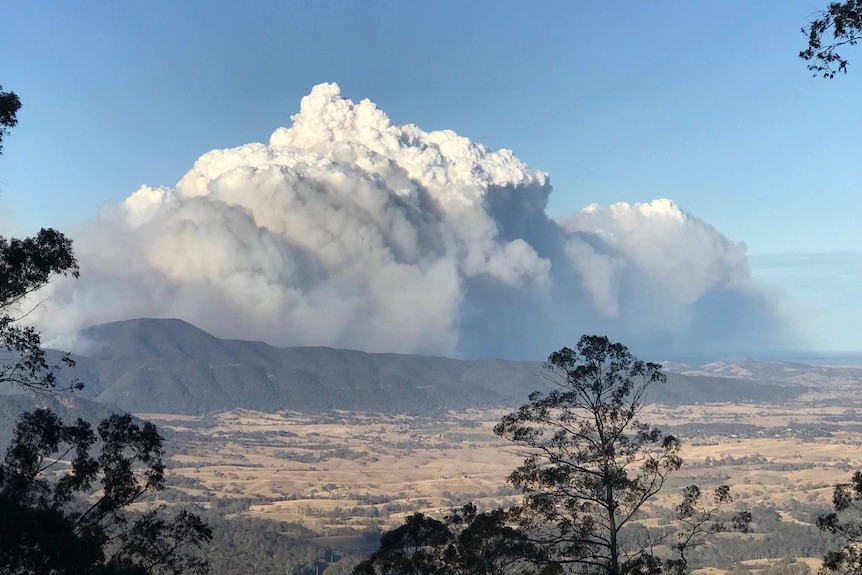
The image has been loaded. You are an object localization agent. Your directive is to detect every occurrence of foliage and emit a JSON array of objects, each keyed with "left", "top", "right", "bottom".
[
  {"left": 494, "top": 335, "right": 748, "bottom": 575},
  {"left": 352, "top": 512, "right": 448, "bottom": 575},
  {"left": 494, "top": 335, "right": 679, "bottom": 575},
  {"left": 0, "top": 84, "right": 212, "bottom": 574},
  {"left": 199, "top": 513, "right": 333, "bottom": 575},
  {"left": 0, "top": 408, "right": 212, "bottom": 574},
  {"left": 817, "top": 471, "right": 862, "bottom": 575},
  {"left": 352, "top": 503, "right": 554, "bottom": 575},
  {"left": 667, "top": 485, "right": 752, "bottom": 575},
  {"left": 801, "top": 1, "right": 862, "bottom": 77},
  {"left": 0, "top": 85, "right": 21, "bottom": 155},
  {"left": 0, "top": 82, "right": 81, "bottom": 394},
  {"left": 1, "top": 228, "right": 81, "bottom": 393}
]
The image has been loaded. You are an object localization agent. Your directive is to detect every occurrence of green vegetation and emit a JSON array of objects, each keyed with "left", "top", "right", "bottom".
[
  {"left": 801, "top": 0, "right": 862, "bottom": 77},
  {"left": 0, "top": 409, "right": 211, "bottom": 574},
  {"left": 353, "top": 504, "right": 552, "bottom": 575},
  {"left": 816, "top": 471, "right": 862, "bottom": 574},
  {"left": 495, "top": 336, "right": 690, "bottom": 575},
  {"left": 0, "top": 86, "right": 211, "bottom": 575},
  {"left": 0, "top": 85, "right": 20, "bottom": 154}
]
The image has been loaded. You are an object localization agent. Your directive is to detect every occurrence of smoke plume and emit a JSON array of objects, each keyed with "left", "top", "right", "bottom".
[{"left": 32, "top": 83, "right": 788, "bottom": 359}]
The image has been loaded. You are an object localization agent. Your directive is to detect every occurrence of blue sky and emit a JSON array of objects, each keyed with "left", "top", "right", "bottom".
[{"left": 2, "top": 1, "right": 861, "bottom": 354}]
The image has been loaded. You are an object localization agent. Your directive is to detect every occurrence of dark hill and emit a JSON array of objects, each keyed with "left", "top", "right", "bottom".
[
  {"left": 81, "top": 318, "right": 261, "bottom": 362},
  {"left": 43, "top": 318, "right": 808, "bottom": 415}
]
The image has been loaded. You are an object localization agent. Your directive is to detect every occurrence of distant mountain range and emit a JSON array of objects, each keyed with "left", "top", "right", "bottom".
[
  {"left": 664, "top": 358, "right": 862, "bottom": 389},
  {"left": 2, "top": 318, "right": 819, "bottom": 416}
]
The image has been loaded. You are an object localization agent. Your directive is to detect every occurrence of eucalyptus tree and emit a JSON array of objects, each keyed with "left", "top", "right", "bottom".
[
  {"left": 801, "top": 0, "right": 862, "bottom": 77},
  {"left": 0, "top": 409, "right": 212, "bottom": 574},
  {"left": 0, "top": 83, "right": 80, "bottom": 395},
  {"left": 495, "top": 335, "right": 747, "bottom": 575},
  {"left": 0, "top": 85, "right": 212, "bottom": 575},
  {"left": 818, "top": 471, "right": 862, "bottom": 575},
  {"left": 0, "top": 85, "right": 21, "bottom": 154},
  {"left": 353, "top": 504, "right": 553, "bottom": 575}
]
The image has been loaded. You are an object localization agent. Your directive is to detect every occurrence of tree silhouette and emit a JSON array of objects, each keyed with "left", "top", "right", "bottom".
[
  {"left": 801, "top": 1, "right": 862, "bottom": 77},
  {"left": 0, "top": 409, "right": 212, "bottom": 574},
  {"left": 0, "top": 84, "right": 211, "bottom": 574},
  {"left": 1, "top": 228, "right": 81, "bottom": 394},
  {"left": 353, "top": 504, "right": 553, "bottom": 575},
  {"left": 818, "top": 471, "right": 862, "bottom": 575},
  {"left": 0, "top": 83, "right": 81, "bottom": 395},
  {"left": 0, "top": 85, "right": 21, "bottom": 154},
  {"left": 495, "top": 335, "right": 747, "bottom": 575}
]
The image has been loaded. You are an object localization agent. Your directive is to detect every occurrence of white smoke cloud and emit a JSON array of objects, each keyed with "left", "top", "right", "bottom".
[
  {"left": 32, "top": 83, "right": 789, "bottom": 358},
  {"left": 562, "top": 200, "right": 750, "bottom": 319}
]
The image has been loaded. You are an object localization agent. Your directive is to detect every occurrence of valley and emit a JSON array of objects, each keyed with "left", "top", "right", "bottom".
[
  {"left": 6, "top": 319, "right": 862, "bottom": 575},
  {"left": 141, "top": 387, "right": 862, "bottom": 574}
]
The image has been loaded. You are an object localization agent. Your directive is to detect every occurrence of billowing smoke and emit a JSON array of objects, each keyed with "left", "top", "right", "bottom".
[{"left": 32, "top": 83, "right": 789, "bottom": 359}]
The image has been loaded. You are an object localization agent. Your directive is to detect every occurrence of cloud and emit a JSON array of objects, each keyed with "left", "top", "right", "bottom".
[{"left": 30, "top": 83, "right": 791, "bottom": 359}]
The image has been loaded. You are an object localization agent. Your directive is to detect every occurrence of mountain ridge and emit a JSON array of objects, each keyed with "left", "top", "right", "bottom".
[{"left": 22, "top": 318, "right": 812, "bottom": 415}]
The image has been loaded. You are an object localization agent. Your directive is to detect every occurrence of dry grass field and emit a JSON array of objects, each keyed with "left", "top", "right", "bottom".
[
  {"left": 142, "top": 394, "right": 862, "bottom": 543},
  {"left": 146, "top": 409, "right": 522, "bottom": 530}
]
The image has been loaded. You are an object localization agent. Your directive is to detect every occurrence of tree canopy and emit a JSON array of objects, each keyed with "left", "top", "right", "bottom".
[
  {"left": 494, "top": 335, "right": 748, "bottom": 575},
  {"left": 0, "top": 83, "right": 81, "bottom": 395},
  {"left": 0, "top": 85, "right": 21, "bottom": 155},
  {"left": 817, "top": 471, "right": 862, "bottom": 575},
  {"left": 801, "top": 0, "right": 862, "bottom": 77},
  {"left": 0, "top": 409, "right": 212, "bottom": 574},
  {"left": 352, "top": 504, "right": 553, "bottom": 575},
  {"left": 358, "top": 336, "right": 752, "bottom": 575},
  {"left": 0, "top": 84, "right": 212, "bottom": 575},
  {"left": 0, "top": 228, "right": 81, "bottom": 393}
]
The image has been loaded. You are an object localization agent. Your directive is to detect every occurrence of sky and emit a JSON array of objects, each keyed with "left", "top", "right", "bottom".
[{"left": 1, "top": 1, "right": 860, "bottom": 358}]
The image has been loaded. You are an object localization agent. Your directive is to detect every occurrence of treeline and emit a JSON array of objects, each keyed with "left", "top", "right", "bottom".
[{"left": 190, "top": 501, "right": 843, "bottom": 575}]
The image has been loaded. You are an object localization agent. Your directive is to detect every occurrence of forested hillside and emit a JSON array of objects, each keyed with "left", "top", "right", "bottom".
[{"left": 10, "top": 318, "right": 810, "bottom": 415}]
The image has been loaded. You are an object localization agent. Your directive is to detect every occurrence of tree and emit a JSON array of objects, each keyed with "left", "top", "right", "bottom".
[
  {"left": 817, "top": 471, "right": 862, "bottom": 575},
  {"left": 353, "top": 504, "right": 554, "bottom": 575},
  {"left": 0, "top": 408, "right": 212, "bottom": 574},
  {"left": 0, "top": 83, "right": 81, "bottom": 395},
  {"left": 494, "top": 335, "right": 747, "bottom": 575},
  {"left": 0, "top": 85, "right": 21, "bottom": 154},
  {"left": 353, "top": 512, "right": 449, "bottom": 575},
  {"left": 801, "top": 1, "right": 862, "bottom": 78},
  {"left": 0, "top": 86, "right": 212, "bottom": 574},
  {"left": 1, "top": 228, "right": 81, "bottom": 393},
  {"left": 667, "top": 485, "right": 752, "bottom": 575},
  {"left": 443, "top": 504, "right": 559, "bottom": 575}
]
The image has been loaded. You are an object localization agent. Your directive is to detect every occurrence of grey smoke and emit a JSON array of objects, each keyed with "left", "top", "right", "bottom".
[{"left": 30, "top": 83, "right": 790, "bottom": 359}]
